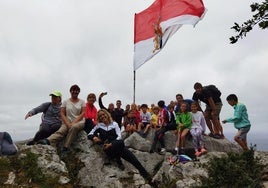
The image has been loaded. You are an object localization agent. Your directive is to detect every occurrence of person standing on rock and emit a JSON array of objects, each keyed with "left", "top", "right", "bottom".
[
  {"left": 25, "top": 90, "right": 62, "bottom": 145},
  {"left": 192, "top": 82, "right": 224, "bottom": 139},
  {"left": 222, "top": 94, "right": 251, "bottom": 150},
  {"left": 88, "top": 109, "right": 157, "bottom": 187}
]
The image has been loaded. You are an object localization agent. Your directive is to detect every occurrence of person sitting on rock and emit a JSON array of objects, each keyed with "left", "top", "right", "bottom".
[
  {"left": 37, "top": 84, "right": 86, "bottom": 157},
  {"left": 25, "top": 90, "right": 62, "bottom": 145},
  {"left": 175, "top": 102, "right": 192, "bottom": 152},
  {"left": 190, "top": 102, "right": 207, "bottom": 157},
  {"left": 88, "top": 109, "right": 157, "bottom": 187}
]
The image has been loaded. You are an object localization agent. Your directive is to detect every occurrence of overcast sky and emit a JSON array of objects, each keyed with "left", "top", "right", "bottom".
[{"left": 0, "top": 0, "right": 267, "bottom": 145}]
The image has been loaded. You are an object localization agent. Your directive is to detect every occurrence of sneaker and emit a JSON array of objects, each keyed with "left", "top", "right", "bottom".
[
  {"left": 212, "top": 134, "right": 221, "bottom": 139},
  {"left": 219, "top": 134, "right": 225, "bottom": 139},
  {"left": 159, "top": 148, "right": 166, "bottom": 155},
  {"left": 116, "top": 159, "right": 125, "bottom": 171},
  {"left": 37, "top": 139, "right": 50, "bottom": 145},
  {"left": 61, "top": 147, "right": 70, "bottom": 158},
  {"left": 26, "top": 140, "right": 36, "bottom": 146},
  {"left": 200, "top": 148, "right": 207, "bottom": 154},
  {"left": 118, "top": 163, "right": 125, "bottom": 171},
  {"left": 195, "top": 151, "right": 202, "bottom": 157},
  {"left": 103, "top": 157, "right": 111, "bottom": 165}
]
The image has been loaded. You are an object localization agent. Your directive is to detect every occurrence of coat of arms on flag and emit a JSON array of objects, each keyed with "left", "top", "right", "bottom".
[{"left": 133, "top": 0, "right": 206, "bottom": 71}]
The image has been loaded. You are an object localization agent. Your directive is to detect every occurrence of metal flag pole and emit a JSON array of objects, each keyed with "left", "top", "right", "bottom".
[{"left": 133, "top": 70, "right": 136, "bottom": 103}]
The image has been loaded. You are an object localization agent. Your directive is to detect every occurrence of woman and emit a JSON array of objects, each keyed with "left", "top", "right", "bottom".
[
  {"left": 84, "top": 93, "right": 98, "bottom": 134},
  {"left": 88, "top": 109, "right": 156, "bottom": 186},
  {"left": 38, "top": 84, "right": 86, "bottom": 157},
  {"left": 25, "top": 90, "right": 62, "bottom": 145}
]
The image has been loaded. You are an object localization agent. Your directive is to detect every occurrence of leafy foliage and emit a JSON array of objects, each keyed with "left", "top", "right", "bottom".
[
  {"left": 230, "top": 0, "right": 268, "bottom": 43},
  {"left": 199, "top": 148, "right": 264, "bottom": 188},
  {"left": 0, "top": 150, "right": 70, "bottom": 187}
]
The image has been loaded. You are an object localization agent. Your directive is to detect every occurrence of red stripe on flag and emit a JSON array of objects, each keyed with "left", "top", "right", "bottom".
[{"left": 134, "top": 0, "right": 205, "bottom": 44}]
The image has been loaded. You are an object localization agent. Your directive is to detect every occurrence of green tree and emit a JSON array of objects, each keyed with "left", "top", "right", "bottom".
[{"left": 230, "top": 0, "right": 268, "bottom": 44}]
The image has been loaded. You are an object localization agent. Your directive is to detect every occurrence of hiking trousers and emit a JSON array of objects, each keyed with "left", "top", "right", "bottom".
[
  {"left": 33, "top": 123, "right": 61, "bottom": 142},
  {"left": 47, "top": 121, "right": 85, "bottom": 148},
  {"left": 105, "top": 140, "right": 151, "bottom": 181}
]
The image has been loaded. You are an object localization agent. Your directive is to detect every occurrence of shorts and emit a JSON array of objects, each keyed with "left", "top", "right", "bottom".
[
  {"left": 205, "top": 102, "right": 222, "bottom": 119},
  {"left": 141, "top": 122, "right": 150, "bottom": 127},
  {"left": 235, "top": 127, "right": 250, "bottom": 141}
]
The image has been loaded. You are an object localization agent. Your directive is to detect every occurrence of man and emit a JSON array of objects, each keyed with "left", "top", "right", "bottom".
[
  {"left": 114, "top": 100, "right": 124, "bottom": 129},
  {"left": 25, "top": 90, "right": 62, "bottom": 145},
  {"left": 192, "top": 82, "right": 224, "bottom": 139}
]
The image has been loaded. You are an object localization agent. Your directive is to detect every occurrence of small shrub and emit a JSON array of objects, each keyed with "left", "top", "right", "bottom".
[{"left": 199, "top": 148, "right": 264, "bottom": 188}]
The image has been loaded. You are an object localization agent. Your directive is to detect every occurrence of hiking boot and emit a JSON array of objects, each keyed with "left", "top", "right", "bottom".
[
  {"left": 149, "top": 149, "right": 154, "bottom": 153},
  {"left": 116, "top": 159, "right": 125, "bottom": 171},
  {"left": 200, "top": 148, "right": 207, "bottom": 155},
  {"left": 37, "top": 139, "right": 50, "bottom": 145}
]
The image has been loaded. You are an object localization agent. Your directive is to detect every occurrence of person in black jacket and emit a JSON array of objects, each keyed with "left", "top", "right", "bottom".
[{"left": 88, "top": 109, "right": 157, "bottom": 187}]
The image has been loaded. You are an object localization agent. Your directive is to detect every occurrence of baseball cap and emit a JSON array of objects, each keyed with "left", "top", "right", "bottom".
[{"left": 49, "top": 90, "right": 62, "bottom": 97}]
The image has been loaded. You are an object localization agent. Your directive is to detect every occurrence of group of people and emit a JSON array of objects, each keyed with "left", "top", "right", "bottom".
[{"left": 24, "top": 82, "right": 252, "bottom": 185}]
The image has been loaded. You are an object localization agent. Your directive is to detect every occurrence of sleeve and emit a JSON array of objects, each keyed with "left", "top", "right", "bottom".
[
  {"left": 184, "top": 113, "right": 192, "bottom": 129},
  {"left": 114, "top": 122, "right": 122, "bottom": 140},
  {"left": 98, "top": 97, "right": 108, "bottom": 110},
  {"left": 200, "top": 112, "right": 207, "bottom": 132},
  {"left": 88, "top": 124, "right": 99, "bottom": 140},
  {"left": 192, "top": 92, "right": 198, "bottom": 101},
  {"left": 225, "top": 105, "right": 243, "bottom": 123},
  {"left": 28, "top": 102, "right": 51, "bottom": 116},
  {"left": 176, "top": 113, "right": 180, "bottom": 124}
]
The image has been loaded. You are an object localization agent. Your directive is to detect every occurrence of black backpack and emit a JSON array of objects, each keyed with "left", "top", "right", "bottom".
[{"left": 204, "top": 85, "right": 221, "bottom": 98}]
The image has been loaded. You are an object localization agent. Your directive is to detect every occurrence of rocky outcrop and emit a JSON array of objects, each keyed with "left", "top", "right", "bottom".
[{"left": 2, "top": 130, "right": 268, "bottom": 187}]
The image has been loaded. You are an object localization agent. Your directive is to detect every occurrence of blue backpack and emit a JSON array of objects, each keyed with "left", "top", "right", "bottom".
[{"left": 0, "top": 132, "right": 18, "bottom": 156}]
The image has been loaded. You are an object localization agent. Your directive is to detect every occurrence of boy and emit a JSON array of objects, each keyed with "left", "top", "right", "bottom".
[{"left": 222, "top": 94, "right": 251, "bottom": 150}]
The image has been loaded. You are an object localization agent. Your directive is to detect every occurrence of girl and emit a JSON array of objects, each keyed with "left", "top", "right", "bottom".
[
  {"left": 190, "top": 102, "right": 207, "bottom": 157},
  {"left": 175, "top": 102, "right": 192, "bottom": 152}
]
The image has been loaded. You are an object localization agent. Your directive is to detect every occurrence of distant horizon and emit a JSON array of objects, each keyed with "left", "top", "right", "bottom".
[{"left": 10, "top": 128, "right": 268, "bottom": 152}]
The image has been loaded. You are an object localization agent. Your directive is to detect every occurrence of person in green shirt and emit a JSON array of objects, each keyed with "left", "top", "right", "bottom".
[
  {"left": 222, "top": 94, "right": 251, "bottom": 150},
  {"left": 175, "top": 102, "right": 192, "bottom": 152}
]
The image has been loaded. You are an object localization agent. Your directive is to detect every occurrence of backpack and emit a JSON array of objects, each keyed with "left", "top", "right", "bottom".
[
  {"left": 204, "top": 85, "right": 221, "bottom": 98},
  {"left": 0, "top": 132, "right": 18, "bottom": 156}
]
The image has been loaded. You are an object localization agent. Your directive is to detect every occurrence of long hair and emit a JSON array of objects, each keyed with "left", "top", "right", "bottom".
[{"left": 97, "top": 109, "right": 113, "bottom": 124}]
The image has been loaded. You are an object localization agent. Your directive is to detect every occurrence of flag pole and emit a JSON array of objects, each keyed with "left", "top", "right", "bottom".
[{"left": 133, "top": 70, "right": 136, "bottom": 103}]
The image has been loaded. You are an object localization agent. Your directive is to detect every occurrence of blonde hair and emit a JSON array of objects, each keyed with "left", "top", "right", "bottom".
[{"left": 97, "top": 109, "right": 113, "bottom": 124}]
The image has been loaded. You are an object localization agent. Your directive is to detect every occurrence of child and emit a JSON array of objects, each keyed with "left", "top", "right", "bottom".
[
  {"left": 150, "top": 106, "right": 159, "bottom": 130},
  {"left": 149, "top": 100, "right": 169, "bottom": 154},
  {"left": 222, "top": 94, "right": 251, "bottom": 150},
  {"left": 124, "top": 109, "right": 138, "bottom": 135},
  {"left": 138, "top": 104, "right": 151, "bottom": 137},
  {"left": 175, "top": 102, "right": 192, "bottom": 152},
  {"left": 190, "top": 102, "right": 207, "bottom": 157}
]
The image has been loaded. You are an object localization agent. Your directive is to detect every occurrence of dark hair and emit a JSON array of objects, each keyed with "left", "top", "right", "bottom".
[
  {"left": 70, "top": 84, "right": 80, "bottom": 92},
  {"left": 157, "top": 100, "right": 165, "bottom": 108},
  {"left": 176, "top": 94, "right": 183, "bottom": 98},
  {"left": 140, "top": 104, "right": 148, "bottom": 108},
  {"left": 194, "top": 82, "right": 202, "bottom": 89},
  {"left": 226, "top": 94, "right": 238, "bottom": 102},
  {"left": 87, "top": 93, "right": 96, "bottom": 101}
]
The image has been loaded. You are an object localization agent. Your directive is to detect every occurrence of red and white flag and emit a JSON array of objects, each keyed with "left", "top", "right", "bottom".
[{"left": 133, "top": 0, "right": 206, "bottom": 71}]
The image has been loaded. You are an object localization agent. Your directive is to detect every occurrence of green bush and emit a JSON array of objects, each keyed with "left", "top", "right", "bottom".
[{"left": 199, "top": 148, "right": 264, "bottom": 188}]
